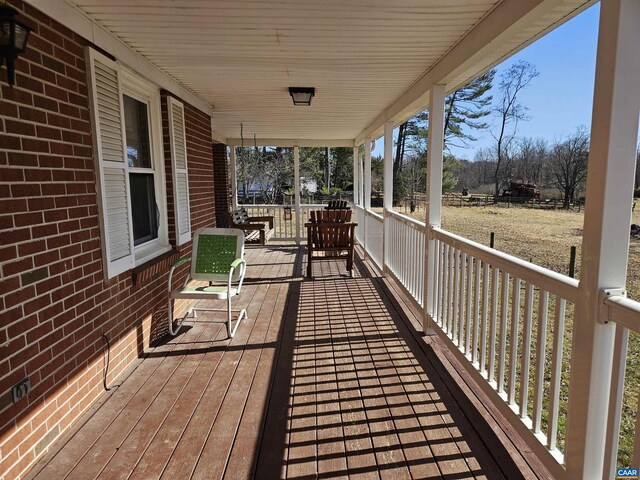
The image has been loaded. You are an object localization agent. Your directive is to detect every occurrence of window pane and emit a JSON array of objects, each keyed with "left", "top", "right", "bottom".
[
  {"left": 124, "top": 95, "right": 152, "bottom": 169},
  {"left": 130, "top": 173, "right": 158, "bottom": 246}
]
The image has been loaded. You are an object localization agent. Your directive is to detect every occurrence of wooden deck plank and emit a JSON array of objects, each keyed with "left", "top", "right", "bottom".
[
  {"left": 27, "top": 309, "right": 210, "bottom": 480},
  {"left": 223, "top": 248, "right": 299, "bottom": 480},
  {"left": 130, "top": 247, "right": 280, "bottom": 480},
  {"left": 25, "top": 245, "right": 550, "bottom": 480},
  {"left": 159, "top": 248, "right": 279, "bottom": 479},
  {"left": 191, "top": 251, "right": 291, "bottom": 479},
  {"left": 65, "top": 319, "right": 216, "bottom": 479}
]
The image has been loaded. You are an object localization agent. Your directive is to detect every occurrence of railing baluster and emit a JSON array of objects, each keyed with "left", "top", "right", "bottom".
[
  {"left": 458, "top": 252, "right": 467, "bottom": 348},
  {"left": 442, "top": 243, "right": 450, "bottom": 331},
  {"left": 548, "top": 296, "right": 566, "bottom": 451},
  {"left": 448, "top": 245, "right": 455, "bottom": 334},
  {"left": 466, "top": 256, "right": 474, "bottom": 355},
  {"left": 497, "top": 272, "right": 510, "bottom": 394},
  {"left": 508, "top": 277, "right": 521, "bottom": 405},
  {"left": 472, "top": 258, "right": 481, "bottom": 364},
  {"left": 488, "top": 267, "right": 499, "bottom": 383},
  {"left": 604, "top": 324, "right": 628, "bottom": 475},
  {"left": 519, "top": 282, "right": 534, "bottom": 418},
  {"left": 436, "top": 239, "right": 444, "bottom": 324},
  {"left": 533, "top": 290, "right": 549, "bottom": 433},
  {"left": 452, "top": 248, "right": 460, "bottom": 342},
  {"left": 480, "top": 262, "right": 490, "bottom": 374}
]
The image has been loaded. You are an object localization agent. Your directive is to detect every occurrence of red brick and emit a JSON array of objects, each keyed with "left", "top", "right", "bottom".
[
  {"left": 4, "top": 120, "right": 36, "bottom": 136},
  {"left": 3, "top": 257, "right": 34, "bottom": 277},
  {"left": 21, "top": 137, "right": 50, "bottom": 153},
  {"left": 11, "top": 183, "right": 41, "bottom": 197},
  {"left": 14, "top": 212, "right": 44, "bottom": 227},
  {"left": 0, "top": 167, "right": 25, "bottom": 182},
  {"left": 0, "top": 134, "right": 22, "bottom": 150}
]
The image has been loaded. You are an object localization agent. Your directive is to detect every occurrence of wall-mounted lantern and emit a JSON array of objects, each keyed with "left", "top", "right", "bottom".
[
  {"left": 289, "top": 87, "right": 315, "bottom": 106},
  {"left": 0, "top": 4, "right": 32, "bottom": 87}
]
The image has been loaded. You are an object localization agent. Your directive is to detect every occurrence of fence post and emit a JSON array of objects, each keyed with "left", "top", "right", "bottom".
[
  {"left": 565, "top": 1, "right": 640, "bottom": 477},
  {"left": 423, "top": 84, "right": 446, "bottom": 333},
  {"left": 490, "top": 232, "right": 495, "bottom": 249},
  {"left": 569, "top": 246, "right": 577, "bottom": 278}
]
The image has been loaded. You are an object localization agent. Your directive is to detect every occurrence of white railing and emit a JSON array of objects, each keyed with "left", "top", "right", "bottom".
[
  {"left": 241, "top": 204, "right": 325, "bottom": 241},
  {"left": 364, "top": 210, "right": 383, "bottom": 269},
  {"left": 354, "top": 205, "right": 365, "bottom": 246},
  {"left": 603, "top": 294, "right": 640, "bottom": 476},
  {"left": 429, "top": 226, "right": 578, "bottom": 478},
  {"left": 386, "top": 210, "right": 425, "bottom": 307}
]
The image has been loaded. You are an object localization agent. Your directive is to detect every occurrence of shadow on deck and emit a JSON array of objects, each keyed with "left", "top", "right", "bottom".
[{"left": 26, "top": 245, "right": 549, "bottom": 480}]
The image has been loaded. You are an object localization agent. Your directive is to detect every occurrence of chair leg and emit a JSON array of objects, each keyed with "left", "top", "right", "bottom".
[
  {"left": 168, "top": 298, "right": 194, "bottom": 336},
  {"left": 226, "top": 294, "right": 245, "bottom": 338}
]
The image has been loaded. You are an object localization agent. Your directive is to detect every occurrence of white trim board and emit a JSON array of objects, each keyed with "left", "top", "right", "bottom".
[
  {"left": 226, "top": 138, "right": 355, "bottom": 148},
  {"left": 26, "top": 0, "right": 214, "bottom": 119}
]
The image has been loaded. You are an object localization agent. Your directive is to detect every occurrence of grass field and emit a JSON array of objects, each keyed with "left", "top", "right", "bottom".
[{"left": 426, "top": 204, "right": 640, "bottom": 467}]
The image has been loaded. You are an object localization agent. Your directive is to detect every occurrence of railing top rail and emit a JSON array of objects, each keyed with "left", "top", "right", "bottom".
[
  {"left": 432, "top": 226, "right": 579, "bottom": 303},
  {"left": 386, "top": 209, "right": 426, "bottom": 229},
  {"left": 604, "top": 294, "right": 640, "bottom": 332},
  {"left": 365, "top": 210, "right": 384, "bottom": 221},
  {"left": 240, "top": 204, "right": 326, "bottom": 208}
]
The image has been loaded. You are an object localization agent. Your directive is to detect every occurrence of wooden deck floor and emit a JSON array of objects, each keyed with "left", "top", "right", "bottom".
[{"left": 26, "top": 246, "right": 548, "bottom": 480}]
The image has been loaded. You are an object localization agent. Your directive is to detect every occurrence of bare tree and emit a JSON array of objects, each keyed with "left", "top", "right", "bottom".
[
  {"left": 550, "top": 127, "right": 589, "bottom": 208},
  {"left": 492, "top": 61, "right": 539, "bottom": 197},
  {"left": 513, "top": 137, "right": 549, "bottom": 185}
]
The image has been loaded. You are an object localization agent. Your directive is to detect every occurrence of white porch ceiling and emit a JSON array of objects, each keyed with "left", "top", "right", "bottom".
[{"left": 64, "top": 0, "right": 592, "bottom": 143}]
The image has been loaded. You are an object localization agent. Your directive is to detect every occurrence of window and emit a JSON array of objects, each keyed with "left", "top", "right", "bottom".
[
  {"left": 86, "top": 48, "right": 186, "bottom": 279},
  {"left": 123, "top": 95, "right": 159, "bottom": 246}
]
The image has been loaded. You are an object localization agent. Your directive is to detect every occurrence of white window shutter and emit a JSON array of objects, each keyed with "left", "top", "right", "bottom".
[
  {"left": 168, "top": 97, "right": 191, "bottom": 245},
  {"left": 86, "top": 48, "right": 135, "bottom": 279}
]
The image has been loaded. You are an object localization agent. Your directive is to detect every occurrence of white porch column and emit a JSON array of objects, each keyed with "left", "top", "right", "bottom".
[
  {"left": 423, "top": 84, "right": 446, "bottom": 333},
  {"left": 364, "top": 138, "right": 372, "bottom": 210},
  {"left": 565, "top": 1, "right": 640, "bottom": 478},
  {"left": 294, "top": 146, "right": 301, "bottom": 244},
  {"left": 229, "top": 146, "right": 238, "bottom": 209},
  {"left": 383, "top": 121, "right": 394, "bottom": 274},
  {"left": 353, "top": 146, "right": 359, "bottom": 206},
  {"left": 383, "top": 122, "right": 393, "bottom": 210}
]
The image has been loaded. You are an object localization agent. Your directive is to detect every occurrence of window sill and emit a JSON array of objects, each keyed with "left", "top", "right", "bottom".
[{"left": 131, "top": 245, "right": 179, "bottom": 287}]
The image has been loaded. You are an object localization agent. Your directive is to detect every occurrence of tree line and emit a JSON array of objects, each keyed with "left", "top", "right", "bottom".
[{"left": 236, "top": 59, "right": 639, "bottom": 208}]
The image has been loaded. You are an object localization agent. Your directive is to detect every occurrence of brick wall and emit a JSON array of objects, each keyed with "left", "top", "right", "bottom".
[
  {"left": 0, "top": 2, "right": 218, "bottom": 478},
  {"left": 212, "top": 142, "right": 230, "bottom": 222}
]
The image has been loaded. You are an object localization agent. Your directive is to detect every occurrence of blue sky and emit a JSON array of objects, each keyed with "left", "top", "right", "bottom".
[{"left": 373, "top": 3, "right": 600, "bottom": 160}]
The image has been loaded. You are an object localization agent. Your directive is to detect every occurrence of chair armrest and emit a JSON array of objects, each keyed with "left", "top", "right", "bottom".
[
  {"left": 228, "top": 258, "right": 247, "bottom": 293},
  {"left": 230, "top": 258, "right": 245, "bottom": 270},
  {"left": 172, "top": 256, "right": 191, "bottom": 267},
  {"left": 305, "top": 222, "right": 358, "bottom": 228},
  {"left": 236, "top": 223, "right": 267, "bottom": 231},
  {"left": 249, "top": 215, "right": 274, "bottom": 229}
]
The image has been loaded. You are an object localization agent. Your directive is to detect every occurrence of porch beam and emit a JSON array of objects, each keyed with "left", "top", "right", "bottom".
[
  {"left": 229, "top": 146, "right": 238, "bottom": 210},
  {"left": 226, "top": 138, "right": 355, "bottom": 148},
  {"left": 354, "top": 0, "right": 594, "bottom": 145},
  {"left": 565, "top": 1, "right": 640, "bottom": 478},
  {"left": 424, "top": 85, "right": 446, "bottom": 333},
  {"left": 294, "top": 146, "right": 302, "bottom": 244}
]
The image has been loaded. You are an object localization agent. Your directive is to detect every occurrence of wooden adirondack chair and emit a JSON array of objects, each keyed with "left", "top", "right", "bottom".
[{"left": 305, "top": 209, "right": 357, "bottom": 278}]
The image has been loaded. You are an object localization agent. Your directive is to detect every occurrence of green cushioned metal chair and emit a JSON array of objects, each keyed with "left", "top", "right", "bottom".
[{"left": 168, "top": 228, "right": 247, "bottom": 338}]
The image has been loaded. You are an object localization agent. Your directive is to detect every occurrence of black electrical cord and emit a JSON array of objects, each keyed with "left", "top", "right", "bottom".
[{"left": 101, "top": 334, "right": 111, "bottom": 391}]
